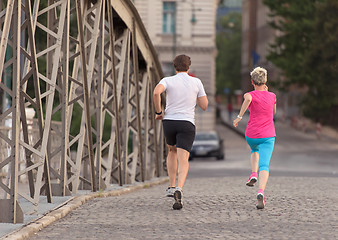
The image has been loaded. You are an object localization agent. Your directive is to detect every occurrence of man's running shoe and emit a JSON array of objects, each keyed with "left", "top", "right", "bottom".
[
  {"left": 256, "top": 189, "right": 265, "bottom": 209},
  {"left": 166, "top": 187, "right": 175, "bottom": 197},
  {"left": 246, "top": 172, "right": 258, "bottom": 187},
  {"left": 173, "top": 188, "right": 183, "bottom": 210}
]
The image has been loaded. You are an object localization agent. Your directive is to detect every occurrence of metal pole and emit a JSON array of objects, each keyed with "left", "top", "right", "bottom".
[
  {"left": 75, "top": 0, "right": 96, "bottom": 192},
  {"left": 96, "top": 0, "right": 104, "bottom": 190},
  {"left": 11, "top": 0, "right": 21, "bottom": 223},
  {"left": 132, "top": 18, "right": 145, "bottom": 182},
  {"left": 172, "top": 5, "right": 177, "bottom": 75},
  {"left": 60, "top": 0, "right": 70, "bottom": 195},
  {"left": 107, "top": 1, "right": 123, "bottom": 186},
  {"left": 149, "top": 68, "right": 160, "bottom": 177}
]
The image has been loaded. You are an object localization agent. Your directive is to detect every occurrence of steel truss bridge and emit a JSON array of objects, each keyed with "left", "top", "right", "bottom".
[{"left": 0, "top": 0, "right": 165, "bottom": 223}]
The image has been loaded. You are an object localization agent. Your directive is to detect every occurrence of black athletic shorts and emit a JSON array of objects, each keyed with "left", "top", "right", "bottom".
[{"left": 162, "top": 120, "right": 196, "bottom": 152}]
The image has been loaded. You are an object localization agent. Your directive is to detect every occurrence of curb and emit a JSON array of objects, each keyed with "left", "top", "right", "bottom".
[{"left": 1, "top": 177, "right": 169, "bottom": 240}]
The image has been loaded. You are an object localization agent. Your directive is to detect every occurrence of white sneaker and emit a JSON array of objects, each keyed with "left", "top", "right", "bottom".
[{"left": 166, "top": 187, "right": 175, "bottom": 197}]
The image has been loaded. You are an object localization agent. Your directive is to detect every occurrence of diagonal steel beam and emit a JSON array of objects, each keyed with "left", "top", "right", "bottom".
[{"left": 0, "top": 0, "right": 14, "bottom": 75}]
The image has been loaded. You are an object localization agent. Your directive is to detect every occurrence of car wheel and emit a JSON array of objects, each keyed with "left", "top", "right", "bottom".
[{"left": 216, "top": 154, "right": 224, "bottom": 160}]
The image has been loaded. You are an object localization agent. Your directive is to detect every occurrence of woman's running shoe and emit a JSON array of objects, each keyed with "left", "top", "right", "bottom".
[
  {"left": 246, "top": 172, "right": 258, "bottom": 187},
  {"left": 173, "top": 188, "right": 183, "bottom": 210},
  {"left": 166, "top": 187, "right": 175, "bottom": 197},
  {"left": 256, "top": 189, "right": 265, "bottom": 209}
]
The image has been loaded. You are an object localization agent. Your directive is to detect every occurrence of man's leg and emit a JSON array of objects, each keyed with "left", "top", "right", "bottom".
[
  {"left": 176, "top": 148, "right": 190, "bottom": 190},
  {"left": 172, "top": 121, "right": 194, "bottom": 210},
  {"left": 173, "top": 147, "right": 189, "bottom": 210},
  {"left": 167, "top": 145, "right": 178, "bottom": 187}
]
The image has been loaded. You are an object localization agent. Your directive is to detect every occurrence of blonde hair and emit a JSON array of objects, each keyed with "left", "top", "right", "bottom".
[{"left": 250, "top": 67, "right": 267, "bottom": 86}]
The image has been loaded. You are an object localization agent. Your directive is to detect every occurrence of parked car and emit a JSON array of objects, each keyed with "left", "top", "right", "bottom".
[{"left": 189, "top": 131, "right": 224, "bottom": 160}]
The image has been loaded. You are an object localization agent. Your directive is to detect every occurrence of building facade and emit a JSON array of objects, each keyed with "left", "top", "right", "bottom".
[{"left": 133, "top": 0, "right": 219, "bottom": 132}]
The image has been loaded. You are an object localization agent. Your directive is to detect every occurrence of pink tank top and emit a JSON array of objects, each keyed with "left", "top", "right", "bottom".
[{"left": 245, "top": 90, "right": 276, "bottom": 138}]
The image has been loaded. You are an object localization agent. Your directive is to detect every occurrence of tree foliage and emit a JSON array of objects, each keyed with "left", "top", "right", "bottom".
[
  {"left": 301, "top": 0, "right": 338, "bottom": 121},
  {"left": 216, "top": 12, "right": 242, "bottom": 96},
  {"left": 263, "top": 0, "right": 338, "bottom": 124}
]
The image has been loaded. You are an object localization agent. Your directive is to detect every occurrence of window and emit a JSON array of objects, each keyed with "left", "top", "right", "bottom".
[
  {"left": 163, "top": 2, "right": 176, "bottom": 34},
  {"left": 222, "top": 0, "right": 242, "bottom": 8}
]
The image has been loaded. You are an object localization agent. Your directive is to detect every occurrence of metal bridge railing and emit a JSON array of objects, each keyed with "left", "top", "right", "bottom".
[{"left": 0, "top": 0, "right": 165, "bottom": 223}]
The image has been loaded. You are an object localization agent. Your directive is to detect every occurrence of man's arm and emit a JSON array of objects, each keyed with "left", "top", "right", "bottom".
[
  {"left": 197, "top": 96, "right": 208, "bottom": 111},
  {"left": 153, "top": 84, "right": 165, "bottom": 120}
]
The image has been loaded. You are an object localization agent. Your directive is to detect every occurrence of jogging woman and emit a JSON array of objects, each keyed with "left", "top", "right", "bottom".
[{"left": 233, "top": 67, "right": 276, "bottom": 209}]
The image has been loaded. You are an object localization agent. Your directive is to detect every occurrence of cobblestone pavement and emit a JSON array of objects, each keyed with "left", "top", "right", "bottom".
[
  {"left": 29, "top": 176, "right": 338, "bottom": 240},
  {"left": 28, "top": 116, "right": 338, "bottom": 240}
]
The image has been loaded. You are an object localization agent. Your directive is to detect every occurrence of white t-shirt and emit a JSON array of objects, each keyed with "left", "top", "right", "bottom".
[{"left": 158, "top": 72, "right": 206, "bottom": 125}]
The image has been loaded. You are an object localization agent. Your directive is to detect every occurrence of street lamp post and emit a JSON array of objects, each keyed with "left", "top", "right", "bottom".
[{"left": 172, "top": 6, "right": 177, "bottom": 75}]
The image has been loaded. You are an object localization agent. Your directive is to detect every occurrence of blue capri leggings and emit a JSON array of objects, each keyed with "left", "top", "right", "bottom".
[{"left": 245, "top": 136, "right": 275, "bottom": 172}]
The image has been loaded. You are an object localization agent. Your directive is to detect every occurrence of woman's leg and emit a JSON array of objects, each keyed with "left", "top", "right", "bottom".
[
  {"left": 257, "top": 137, "right": 275, "bottom": 191},
  {"left": 245, "top": 136, "right": 260, "bottom": 186},
  {"left": 246, "top": 136, "right": 259, "bottom": 173},
  {"left": 258, "top": 170, "right": 269, "bottom": 191},
  {"left": 250, "top": 152, "right": 259, "bottom": 172}
]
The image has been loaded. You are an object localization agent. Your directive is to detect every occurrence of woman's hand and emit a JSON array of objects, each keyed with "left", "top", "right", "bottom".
[
  {"left": 233, "top": 93, "right": 252, "bottom": 128},
  {"left": 233, "top": 117, "right": 241, "bottom": 127}
]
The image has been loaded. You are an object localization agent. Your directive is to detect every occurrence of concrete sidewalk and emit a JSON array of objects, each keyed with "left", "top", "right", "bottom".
[{"left": 0, "top": 177, "right": 169, "bottom": 240}]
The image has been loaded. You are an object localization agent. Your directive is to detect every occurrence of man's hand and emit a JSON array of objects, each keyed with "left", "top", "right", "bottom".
[{"left": 155, "top": 113, "right": 163, "bottom": 120}]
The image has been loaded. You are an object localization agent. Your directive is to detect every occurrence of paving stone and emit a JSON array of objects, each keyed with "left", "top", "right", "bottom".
[{"left": 29, "top": 177, "right": 338, "bottom": 240}]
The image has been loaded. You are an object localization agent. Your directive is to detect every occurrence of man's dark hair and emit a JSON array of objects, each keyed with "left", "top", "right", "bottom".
[{"left": 173, "top": 54, "right": 191, "bottom": 72}]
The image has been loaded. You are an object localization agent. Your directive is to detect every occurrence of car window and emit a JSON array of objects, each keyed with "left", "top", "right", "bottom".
[{"left": 195, "top": 134, "right": 218, "bottom": 141}]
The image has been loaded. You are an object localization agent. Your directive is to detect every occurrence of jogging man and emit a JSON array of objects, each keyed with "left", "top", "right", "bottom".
[{"left": 153, "top": 54, "right": 208, "bottom": 210}]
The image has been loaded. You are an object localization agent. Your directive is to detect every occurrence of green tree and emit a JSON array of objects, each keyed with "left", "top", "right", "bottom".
[
  {"left": 301, "top": 0, "right": 338, "bottom": 122},
  {"left": 263, "top": 0, "right": 321, "bottom": 87},
  {"left": 263, "top": 0, "right": 338, "bottom": 124},
  {"left": 216, "top": 12, "right": 242, "bottom": 96}
]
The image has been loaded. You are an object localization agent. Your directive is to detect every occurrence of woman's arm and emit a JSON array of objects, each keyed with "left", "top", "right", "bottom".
[{"left": 233, "top": 93, "right": 252, "bottom": 128}]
